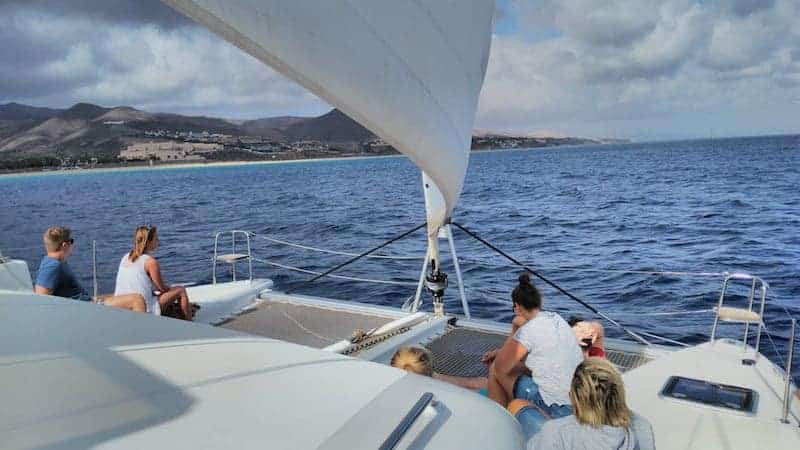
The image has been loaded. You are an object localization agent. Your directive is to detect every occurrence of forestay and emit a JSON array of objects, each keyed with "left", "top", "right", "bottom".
[{"left": 161, "top": 0, "right": 494, "bottom": 233}]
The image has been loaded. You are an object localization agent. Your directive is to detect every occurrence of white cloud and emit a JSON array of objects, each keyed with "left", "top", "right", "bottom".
[
  {"left": 2, "top": 0, "right": 798, "bottom": 139},
  {"left": 475, "top": 0, "right": 800, "bottom": 139},
  {"left": 2, "top": 8, "right": 328, "bottom": 119}
]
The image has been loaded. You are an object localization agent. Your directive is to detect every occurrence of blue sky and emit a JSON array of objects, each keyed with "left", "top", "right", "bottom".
[{"left": 1, "top": 0, "right": 798, "bottom": 141}]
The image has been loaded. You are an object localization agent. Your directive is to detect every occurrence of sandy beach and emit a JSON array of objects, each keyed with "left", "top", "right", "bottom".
[{"left": 0, "top": 154, "right": 405, "bottom": 179}]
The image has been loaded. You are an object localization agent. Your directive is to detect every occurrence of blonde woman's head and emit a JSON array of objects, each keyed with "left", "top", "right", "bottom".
[
  {"left": 570, "top": 358, "right": 632, "bottom": 428},
  {"left": 130, "top": 226, "right": 158, "bottom": 262},
  {"left": 390, "top": 347, "right": 434, "bottom": 377}
]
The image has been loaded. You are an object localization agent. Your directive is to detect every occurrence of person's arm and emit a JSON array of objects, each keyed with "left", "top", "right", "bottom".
[
  {"left": 144, "top": 257, "right": 169, "bottom": 293},
  {"left": 483, "top": 314, "right": 531, "bottom": 365},
  {"left": 493, "top": 338, "right": 529, "bottom": 379},
  {"left": 433, "top": 372, "right": 488, "bottom": 391},
  {"left": 34, "top": 261, "right": 58, "bottom": 296}
]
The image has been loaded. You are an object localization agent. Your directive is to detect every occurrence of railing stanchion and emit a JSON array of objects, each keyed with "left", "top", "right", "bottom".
[
  {"left": 92, "top": 240, "right": 98, "bottom": 299},
  {"left": 754, "top": 282, "right": 767, "bottom": 357},
  {"left": 412, "top": 252, "right": 429, "bottom": 313},
  {"left": 743, "top": 278, "right": 756, "bottom": 349},
  {"left": 711, "top": 276, "right": 730, "bottom": 341},
  {"left": 781, "top": 318, "right": 796, "bottom": 424},
  {"left": 446, "top": 225, "right": 470, "bottom": 319}
]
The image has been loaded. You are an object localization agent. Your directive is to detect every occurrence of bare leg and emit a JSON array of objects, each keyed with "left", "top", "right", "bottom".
[
  {"left": 488, "top": 362, "right": 527, "bottom": 406},
  {"left": 100, "top": 293, "right": 146, "bottom": 313},
  {"left": 433, "top": 373, "right": 488, "bottom": 391},
  {"left": 158, "top": 286, "right": 192, "bottom": 321},
  {"left": 488, "top": 364, "right": 511, "bottom": 406}
]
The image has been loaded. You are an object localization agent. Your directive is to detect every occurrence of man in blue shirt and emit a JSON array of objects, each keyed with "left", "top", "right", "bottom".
[{"left": 34, "top": 226, "right": 146, "bottom": 312}]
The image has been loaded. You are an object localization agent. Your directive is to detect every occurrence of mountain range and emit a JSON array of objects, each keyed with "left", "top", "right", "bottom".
[{"left": 0, "top": 102, "right": 606, "bottom": 168}]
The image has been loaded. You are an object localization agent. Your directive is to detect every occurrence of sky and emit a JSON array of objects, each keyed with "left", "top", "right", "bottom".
[{"left": 1, "top": 0, "right": 798, "bottom": 141}]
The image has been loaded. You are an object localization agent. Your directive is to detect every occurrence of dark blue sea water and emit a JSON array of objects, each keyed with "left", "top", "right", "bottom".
[{"left": 2, "top": 135, "right": 799, "bottom": 376}]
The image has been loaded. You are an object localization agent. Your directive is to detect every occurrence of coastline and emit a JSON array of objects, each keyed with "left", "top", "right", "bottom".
[
  {"left": 0, "top": 144, "right": 618, "bottom": 179},
  {"left": 0, "top": 153, "right": 406, "bottom": 179}
]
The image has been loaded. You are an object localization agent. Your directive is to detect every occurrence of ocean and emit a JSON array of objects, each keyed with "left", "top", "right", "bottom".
[{"left": 2, "top": 135, "right": 799, "bottom": 376}]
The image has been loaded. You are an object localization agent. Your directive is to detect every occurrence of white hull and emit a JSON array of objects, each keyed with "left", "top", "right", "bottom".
[{"left": 2, "top": 254, "right": 797, "bottom": 449}]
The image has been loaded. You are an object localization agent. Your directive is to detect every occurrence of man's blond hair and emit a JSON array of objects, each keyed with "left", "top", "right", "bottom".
[
  {"left": 43, "top": 226, "right": 71, "bottom": 252},
  {"left": 570, "top": 358, "right": 632, "bottom": 428}
]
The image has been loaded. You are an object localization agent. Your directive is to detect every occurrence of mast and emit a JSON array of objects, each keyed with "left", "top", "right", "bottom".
[{"left": 422, "top": 172, "right": 448, "bottom": 315}]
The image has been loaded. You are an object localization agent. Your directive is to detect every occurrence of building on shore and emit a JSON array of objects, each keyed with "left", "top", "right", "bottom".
[{"left": 118, "top": 141, "right": 222, "bottom": 161}]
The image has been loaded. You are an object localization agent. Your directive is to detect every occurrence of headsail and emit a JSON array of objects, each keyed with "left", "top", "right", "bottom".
[{"left": 161, "top": 0, "right": 494, "bottom": 233}]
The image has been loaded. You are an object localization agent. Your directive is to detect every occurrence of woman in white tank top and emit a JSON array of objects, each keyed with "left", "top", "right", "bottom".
[
  {"left": 115, "top": 252, "right": 159, "bottom": 314},
  {"left": 114, "top": 226, "right": 193, "bottom": 320}
]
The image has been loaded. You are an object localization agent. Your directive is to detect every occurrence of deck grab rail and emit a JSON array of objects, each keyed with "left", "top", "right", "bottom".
[
  {"left": 379, "top": 392, "right": 435, "bottom": 450},
  {"left": 710, "top": 274, "right": 768, "bottom": 353},
  {"left": 212, "top": 230, "right": 253, "bottom": 284}
]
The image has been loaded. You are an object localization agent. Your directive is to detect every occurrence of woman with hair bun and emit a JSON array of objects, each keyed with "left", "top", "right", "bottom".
[{"left": 486, "top": 273, "right": 583, "bottom": 435}]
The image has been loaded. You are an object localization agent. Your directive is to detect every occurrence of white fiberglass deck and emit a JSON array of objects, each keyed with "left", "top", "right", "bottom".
[
  {"left": 625, "top": 340, "right": 800, "bottom": 450},
  {"left": 186, "top": 278, "right": 273, "bottom": 324},
  {"left": 0, "top": 290, "right": 524, "bottom": 449}
]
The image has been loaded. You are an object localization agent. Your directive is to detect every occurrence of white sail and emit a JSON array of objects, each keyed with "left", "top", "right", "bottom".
[{"left": 161, "top": 0, "right": 494, "bottom": 233}]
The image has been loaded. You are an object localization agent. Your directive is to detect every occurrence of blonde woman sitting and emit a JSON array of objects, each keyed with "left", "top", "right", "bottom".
[
  {"left": 391, "top": 347, "right": 487, "bottom": 391},
  {"left": 114, "top": 226, "right": 193, "bottom": 321},
  {"left": 510, "top": 358, "right": 655, "bottom": 449}
]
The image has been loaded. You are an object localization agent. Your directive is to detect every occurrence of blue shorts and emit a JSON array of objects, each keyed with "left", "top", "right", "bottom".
[{"left": 513, "top": 375, "right": 572, "bottom": 440}]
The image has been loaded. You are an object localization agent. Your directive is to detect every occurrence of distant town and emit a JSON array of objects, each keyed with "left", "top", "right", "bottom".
[{"left": 0, "top": 102, "right": 626, "bottom": 172}]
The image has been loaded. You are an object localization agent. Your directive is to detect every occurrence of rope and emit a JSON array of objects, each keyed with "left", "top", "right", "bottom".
[
  {"left": 252, "top": 257, "right": 418, "bottom": 286},
  {"left": 762, "top": 323, "right": 787, "bottom": 372},
  {"left": 297, "top": 222, "right": 426, "bottom": 289},
  {"left": 779, "top": 304, "right": 799, "bottom": 323},
  {"left": 260, "top": 303, "right": 338, "bottom": 343},
  {"left": 452, "top": 221, "right": 651, "bottom": 346},
  {"left": 251, "top": 233, "right": 420, "bottom": 260},
  {"left": 635, "top": 331, "right": 691, "bottom": 347},
  {"left": 459, "top": 257, "right": 726, "bottom": 278},
  {"left": 607, "top": 308, "right": 715, "bottom": 317}
]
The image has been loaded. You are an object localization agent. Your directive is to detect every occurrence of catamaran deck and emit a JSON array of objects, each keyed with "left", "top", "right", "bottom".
[
  {"left": 220, "top": 300, "right": 394, "bottom": 349},
  {"left": 221, "top": 294, "right": 658, "bottom": 378}
]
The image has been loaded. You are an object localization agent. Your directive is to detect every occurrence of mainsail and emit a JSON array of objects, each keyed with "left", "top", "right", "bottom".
[{"left": 161, "top": 0, "right": 494, "bottom": 234}]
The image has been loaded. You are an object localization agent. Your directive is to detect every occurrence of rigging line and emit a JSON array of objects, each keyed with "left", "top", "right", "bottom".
[
  {"left": 249, "top": 232, "right": 420, "bottom": 260},
  {"left": 451, "top": 221, "right": 651, "bottom": 346},
  {"left": 762, "top": 323, "right": 787, "bottom": 372},
  {"left": 291, "top": 222, "right": 427, "bottom": 292},
  {"left": 635, "top": 330, "right": 691, "bottom": 347},
  {"left": 257, "top": 303, "right": 338, "bottom": 343},
  {"left": 779, "top": 304, "right": 799, "bottom": 322},
  {"left": 252, "top": 257, "right": 418, "bottom": 286},
  {"left": 603, "top": 308, "right": 716, "bottom": 317},
  {"left": 459, "top": 257, "right": 726, "bottom": 277}
]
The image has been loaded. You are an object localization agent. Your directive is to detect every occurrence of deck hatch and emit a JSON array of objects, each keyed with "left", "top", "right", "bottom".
[{"left": 661, "top": 376, "right": 757, "bottom": 412}]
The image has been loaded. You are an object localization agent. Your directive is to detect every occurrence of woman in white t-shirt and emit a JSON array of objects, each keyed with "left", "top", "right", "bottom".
[
  {"left": 484, "top": 273, "right": 583, "bottom": 435},
  {"left": 114, "top": 226, "right": 193, "bottom": 320}
]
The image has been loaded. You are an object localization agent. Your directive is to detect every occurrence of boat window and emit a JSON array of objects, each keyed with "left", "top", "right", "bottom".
[{"left": 661, "top": 376, "right": 756, "bottom": 412}]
